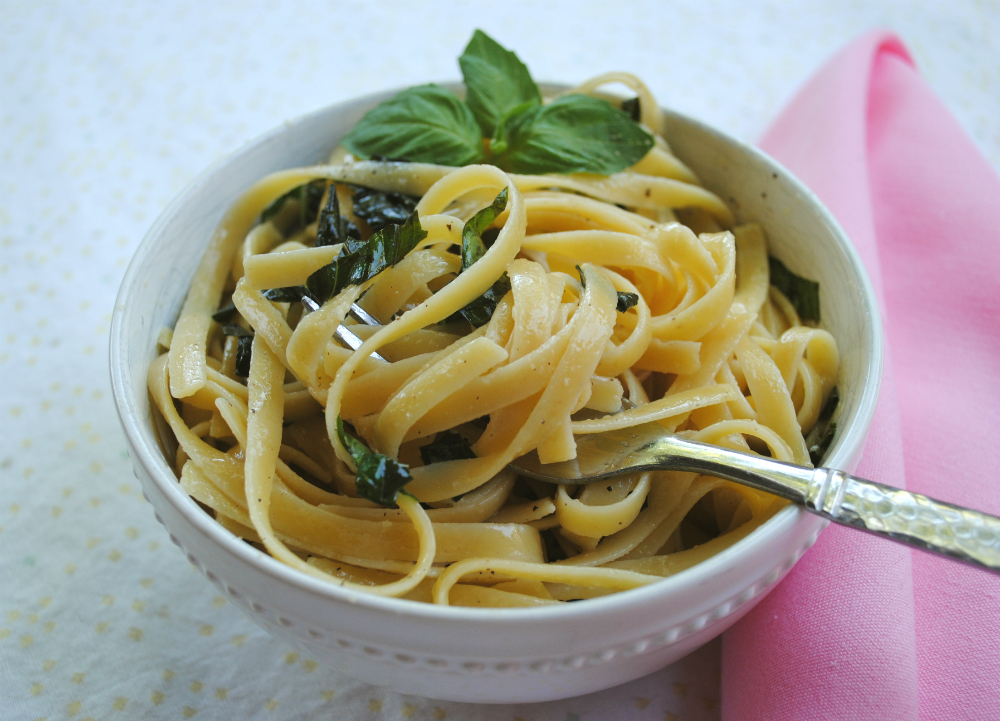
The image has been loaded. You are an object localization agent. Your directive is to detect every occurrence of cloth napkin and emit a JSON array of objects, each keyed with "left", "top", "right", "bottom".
[{"left": 721, "top": 31, "right": 1000, "bottom": 721}]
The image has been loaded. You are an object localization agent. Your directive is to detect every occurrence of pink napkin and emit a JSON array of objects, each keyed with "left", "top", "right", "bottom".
[{"left": 721, "top": 31, "right": 1000, "bottom": 721}]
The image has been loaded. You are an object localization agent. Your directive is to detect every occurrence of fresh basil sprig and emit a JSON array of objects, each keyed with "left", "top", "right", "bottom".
[
  {"left": 452, "top": 188, "right": 511, "bottom": 327},
  {"left": 459, "top": 29, "right": 541, "bottom": 136},
  {"left": 419, "top": 430, "right": 477, "bottom": 465},
  {"left": 340, "top": 30, "right": 653, "bottom": 176},
  {"left": 336, "top": 417, "right": 413, "bottom": 506},
  {"left": 342, "top": 84, "right": 486, "bottom": 167},
  {"left": 306, "top": 210, "right": 428, "bottom": 304},
  {"left": 490, "top": 94, "right": 654, "bottom": 175},
  {"left": 768, "top": 256, "right": 821, "bottom": 322}
]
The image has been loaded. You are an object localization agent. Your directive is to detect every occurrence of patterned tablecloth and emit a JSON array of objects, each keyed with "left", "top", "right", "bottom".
[{"left": 2, "top": 2, "right": 998, "bottom": 720}]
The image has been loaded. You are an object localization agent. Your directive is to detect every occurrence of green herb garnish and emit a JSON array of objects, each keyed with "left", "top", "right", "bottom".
[
  {"left": 419, "top": 430, "right": 477, "bottom": 465},
  {"left": 221, "top": 325, "right": 254, "bottom": 378},
  {"left": 806, "top": 387, "right": 839, "bottom": 466},
  {"left": 459, "top": 29, "right": 542, "bottom": 136},
  {"left": 341, "top": 30, "right": 653, "bottom": 176},
  {"left": 315, "top": 184, "right": 361, "bottom": 248},
  {"left": 460, "top": 188, "right": 507, "bottom": 271},
  {"left": 616, "top": 292, "right": 639, "bottom": 312},
  {"left": 452, "top": 189, "right": 511, "bottom": 327},
  {"left": 489, "top": 94, "right": 653, "bottom": 175},
  {"left": 212, "top": 302, "right": 237, "bottom": 322},
  {"left": 818, "top": 387, "right": 839, "bottom": 424},
  {"left": 221, "top": 324, "right": 253, "bottom": 338},
  {"left": 808, "top": 423, "right": 837, "bottom": 467},
  {"left": 336, "top": 417, "right": 413, "bottom": 506},
  {"left": 349, "top": 185, "right": 421, "bottom": 234},
  {"left": 341, "top": 84, "right": 486, "bottom": 167},
  {"left": 306, "top": 210, "right": 428, "bottom": 304},
  {"left": 769, "top": 256, "right": 821, "bottom": 322},
  {"left": 260, "top": 179, "right": 327, "bottom": 234},
  {"left": 621, "top": 97, "right": 641, "bottom": 123},
  {"left": 262, "top": 286, "right": 311, "bottom": 303}
]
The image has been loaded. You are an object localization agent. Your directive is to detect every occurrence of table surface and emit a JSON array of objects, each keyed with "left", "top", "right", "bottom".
[{"left": 2, "top": 2, "right": 998, "bottom": 720}]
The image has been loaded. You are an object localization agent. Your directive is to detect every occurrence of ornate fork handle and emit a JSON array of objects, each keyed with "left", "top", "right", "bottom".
[{"left": 654, "top": 436, "right": 1000, "bottom": 573}]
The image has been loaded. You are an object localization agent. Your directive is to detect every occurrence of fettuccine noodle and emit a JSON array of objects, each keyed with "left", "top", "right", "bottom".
[{"left": 151, "top": 74, "right": 839, "bottom": 607}]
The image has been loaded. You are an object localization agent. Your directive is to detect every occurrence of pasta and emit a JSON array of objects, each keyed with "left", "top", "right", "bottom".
[{"left": 149, "top": 65, "right": 839, "bottom": 608}]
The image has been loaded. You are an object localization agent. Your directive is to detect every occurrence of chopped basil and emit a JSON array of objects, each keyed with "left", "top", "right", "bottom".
[
  {"left": 818, "top": 386, "right": 839, "bottom": 423},
  {"left": 459, "top": 29, "right": 541, "bottom": 136},
  {"left": 341, "top": 84, "right": 486, "bottom": 167},
  {"left": 306, "top": 210, "right": 428, "bottom": 305},
  {"left": 260, "top": 179, "right": 327, "bottom": 234},
  {"left": 769, "top": 256, "right": 821, "bottom": 322},
  {"left": 808, "top": 423, "right": 837, "bottom": 467},
  {"left": 221, "top": 324, "right": 253, "bottom": 338},
  {"left": 221, "top": 325, "right": 253, "bottom": 377},
  {"left": 349, "top": 185, "right": 421, "bottom": 234},
  {"left": 262, "top": 286, "right": 311, "bottom": 303},
  {"left": 234, "top": 336, "right": 252, "bottom": 378},
  {"left": 212, "top": 301, "right": 237, "bottom": 322},
  {"left": 336, "top": 417, "right": 413, "bottom": 506},
  {"left": 490, "top": 94, "right": 654, "bottom": 175},
  {"left": 460, "top": 188, "right": 507, "bottom": 271},
  {"left": 455, "top": 278, "right": 511, "bottom": 328},
  {"left": 419, "top": 430, "right": 477, "bottom": 465},
  {"left": 452, "top": 189, "right": 512, "bottom": 327},
  {"left": 616, "top": 292, "right": 639, "bottom": 312},
  {"left": 315, "top": 184, "right": 361, "bottom": 248},
  {"left": 337, "top": 30, "right": 653, "bottom": 176},
  {"left": 806, "top": 387, "right": 839, "bottom": 466},
  {"left": 621, "top": 97, "right": 641, "bottom": 123}
]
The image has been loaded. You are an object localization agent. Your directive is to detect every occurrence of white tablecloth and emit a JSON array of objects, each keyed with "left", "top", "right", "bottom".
[{"left": 2, "top": 2, "right": 998, "bottom": 719}]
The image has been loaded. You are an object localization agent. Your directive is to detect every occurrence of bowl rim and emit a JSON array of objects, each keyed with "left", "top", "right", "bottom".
[{"left": 109, "top": 86, "right": 883, "bottom": 625}]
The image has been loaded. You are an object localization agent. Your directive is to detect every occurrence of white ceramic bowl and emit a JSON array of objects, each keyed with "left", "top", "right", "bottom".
[{"left": 110, "top": 86, "right": 882, "bottom": 703}]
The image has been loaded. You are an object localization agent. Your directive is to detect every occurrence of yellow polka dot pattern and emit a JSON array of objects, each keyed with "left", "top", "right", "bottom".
[{"left": 1, "top": 1, "right": 996, "bottom": 720}]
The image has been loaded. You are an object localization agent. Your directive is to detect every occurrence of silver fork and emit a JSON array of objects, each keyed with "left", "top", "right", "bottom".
[
  {"left": 334, "top": 308, "right": 1000, "bottom": 574},
  {"left": 508, "top": 418, "right": 1000, "bottom": 574}
]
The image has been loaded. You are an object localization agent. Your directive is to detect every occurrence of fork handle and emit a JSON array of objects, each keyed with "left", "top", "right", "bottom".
[
  {"left": 801, "top": 469, "right": 1000, "bottom": 572},
  {"left": 663, "top": 437, "right": 1000, "bottom": 573}
]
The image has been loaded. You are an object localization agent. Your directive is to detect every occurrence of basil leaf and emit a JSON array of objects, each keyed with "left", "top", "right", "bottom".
[
  {"left": 316, "top": 184, "right": 361, "bottom": 248},
  {"left": 234, "top": 335, "right": 253, "bottom": 377},
  {"left": 491, "top": 94, "right": 654, "bottom": 175},
  {"left": 212, "top": 302, "right": 237, "bottom": 322},
  {"left": 818, "top": 386, "right": 839, "bottom": 424},
  {"left": 621, "top": 97, "right": 641, "bottom": 123},
  {"left": 260, "top": 179, "right": 327, "bottom": 234},
  {"left": 341, "top": 84, "right": 486, "bottom": 167},
  {"left": 349, "top": 185, "right": 420, "bottom": 234},
  {"left": 221, "top": 324, "right": 253, "bottom": 338},
  {"left": 419, "top": 430, "right": 477, "bottom": 465},
  {"left": 461, "top": 187, "right": 507, "bottom": 271},
  {"left": 262, "top": 286, "right": 311, "bottom": 304},
  {"left": 336, "top": 417, "right": 412, "bottom": 506},
  {"left": 451, "top": 189, "right": 511, "bottom": 327},
  {"left": 616, "top": 292, "right": 639, "bottom": 312},
  {"left": 306, "top": 210, "right": 428, "bottom": 304},
  {"left": 806, "top": 387, "right": 838, "bottom": 466},
  {"left": 456, "top": 276, "right": 511, "bottom": 327},
  {"left": 458, "top": 29, "right": 541, "bottom": 136},
  {"left": 768, "top": 256, "right": 821, "bottom": 322},
  {"left": 808, "top": 423, "right": 837, "bottom": 466}
]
